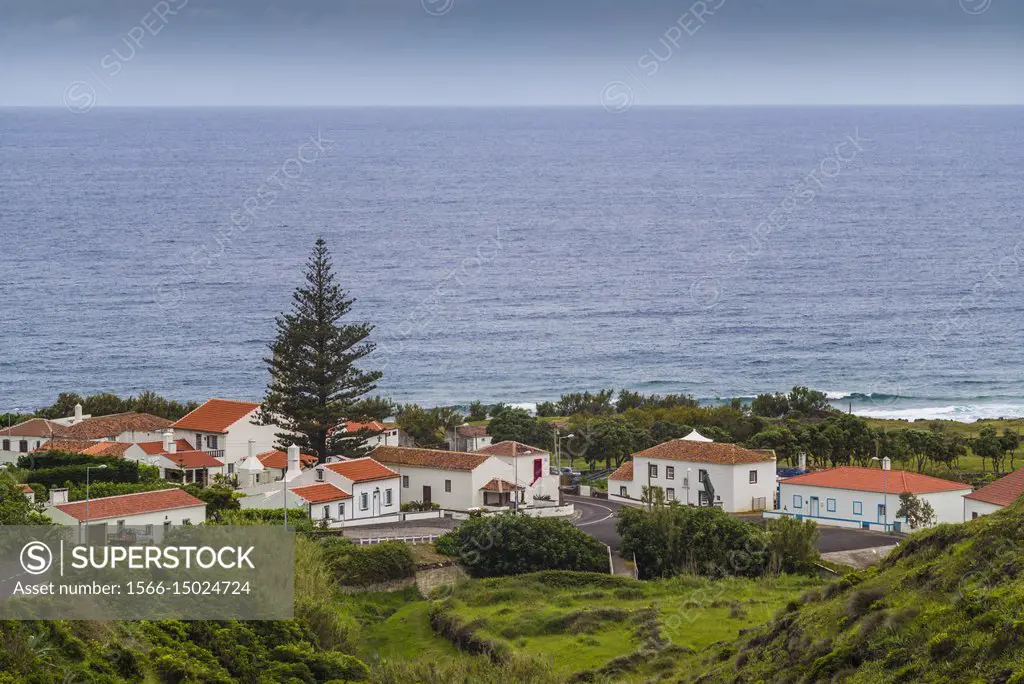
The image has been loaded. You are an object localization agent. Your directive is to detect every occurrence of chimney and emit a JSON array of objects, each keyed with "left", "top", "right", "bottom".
[
  {"left": 49, "top": 487, "right": 69, "bottom": 506},
  {"left": 163, "top": 430, "right": 176, "bottom": 454},
  {"left": 882, "top": 457, "right": 891, "bottom": 471},
  {"left": 248, "top": 438, "right": 255, "bottom": 462},
  {"left": 798, "top": 451, "right": 807, "bottom": 471},
  {"left": 286, "top": 444, "right": 302, "bottom": 480},
  {"left": 73, "top": 403, "right": 83, "bottom": 424}
]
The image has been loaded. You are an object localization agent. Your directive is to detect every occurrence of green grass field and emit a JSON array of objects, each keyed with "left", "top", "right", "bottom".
[{"left": 354, "top": 571, "right": 822, "bottom": 682}]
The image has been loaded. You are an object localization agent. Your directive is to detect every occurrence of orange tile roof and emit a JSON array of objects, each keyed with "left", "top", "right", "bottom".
[
  {"left": 455, "top": 425, "right": 489, "bottom": 438},
  {"left": 35, "top": 439, "right": 101, "bottom": 454},
  {"left": 63, "top": 412, "right": 171, "bottom": 439},
  {"left": 326, "top": 457, "right": 399, "bottom": 483},
  {"left": 138, "top": 439, "right": 194, "bottom": 455},
  {"left": 20, "top": 484, "right": 33, "bottom": 494},
  {"left": 781, "top": 466, "right": 971, "bottom": 495},
  {"left": 290, "top": 483, "right": 352, "bottom": 504},
  {"left": 81, "top": 442, "right": 133, "bottom": 458},
  {"left": 634, "top": 440, "right": 776, "bottom": 465},
  {"left": 0, "top": 418, "right": 70, "bottom": 438},
  {"left": 165, "top": 450, "right": 225, "bottom": 469},
  {"left": 370, "top": 445, "right": 491, "bottom": 472},
  {"left": 964, "top": 468, "right": 1024, "bottom": 507},
  {"left": 480, "top": 478, "right": 523, "bottom": 491},
  {"left": 257, "top": 449, "right": 318, "bottom": 470},
  {"left": 608, "top": 461, "right": 634, "bottom": 481},
  {"left": 477, "top": 441, "right": 548, "bottom": 457},
  {"left": 170, "top": 399, "right": 260, "bottom": 433},
  {"left": 345, "top": 420, "right": 386, "bottom": 433},
  {"left": 53, "top": 488, "right": 204, "bottom": 522}
]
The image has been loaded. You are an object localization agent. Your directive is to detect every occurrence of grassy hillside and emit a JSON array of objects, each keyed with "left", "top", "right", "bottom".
[
  {"left": 361, "top": 570, "right": 821, "bottom": 682},
  {"left": 689, "top": 499, "right": 1024, "bottom": 683}
]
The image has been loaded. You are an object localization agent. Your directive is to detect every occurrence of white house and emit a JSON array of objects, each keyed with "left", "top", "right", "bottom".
[
  {"left": 335, "top": 420, "right": 411, "bottom": 450},
  {"left": 252, "top": 448, "right": 319, "bottom": 482},
  {"left": 766, "top": 464, "right": 972, "bottom": 532},
  {"left": 239, "top": 446, "right": 400, "bottom": 523},
  {"left": 449, "top": 424, "right": 492, "bottom": 452},
  {"left": 45, "top": 487, "right": 207, "bottom": 542},
  {"left": 126, "top": 432, "right": 225, "bottom": 486},
  {"left": 0, "top": 418, "right": 72, "bottom": 464},
  {"left": 169, "top": 399, "right": 284, "bottom": 477},
  {"left": 475, "top": 441, "right": 559, "bottom": 502},
  {"left": 369, "top": 445, "right": 522, "bottom": 511},
  {"left": 608, "top": 432, "right": 777, "bottom": 513},
  {"left": 963, "top": 468, "right": 1024, "bottom": 520}
]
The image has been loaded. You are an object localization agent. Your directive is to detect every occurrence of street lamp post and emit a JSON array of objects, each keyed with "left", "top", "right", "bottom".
[
  {"left": 557, "top": 433, "right": 575, "bottom": 471},
  {"left": 85, "top": 464, "right": 108, "bottom": 544},
  {"left": 685, "top": 468, "right": 691, "bottom": 506}
]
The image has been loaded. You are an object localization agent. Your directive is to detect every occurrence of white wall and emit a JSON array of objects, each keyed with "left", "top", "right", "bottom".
[
  {"left": 618, "top": 457, "right": 775, "bottom": 512},
  {"left": 964, "top": 498, "right": 1002, "bottom": 521},
  {"left": 776, "top": 482, "right": 972, "bottom": 531},
  {"left": 113, "top": 429, "right": 167, "bottom": 444},
  {"left": 492, "top": 452, "right": 558, "bottom": 502},
  {"left": 342, "top": 478, "right": 401, "bottom": 519},
  {"left": 174, "top": 408, "right": 284, "bottom": 471},
  {"left": 394, "top": 466, "right": 477, "bottom": 510},
  {"left": 0, "top": 435, "right": 50, "bottom": 464},
  {"left": 46, "top": 504, "right": 207, "bottom": 529}
]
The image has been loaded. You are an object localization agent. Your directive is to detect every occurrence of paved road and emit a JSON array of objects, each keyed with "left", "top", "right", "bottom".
[{"left": 565, "top": 495, "right": 904, "bottom": 554}]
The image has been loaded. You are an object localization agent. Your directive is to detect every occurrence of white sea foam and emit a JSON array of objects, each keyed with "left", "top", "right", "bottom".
[{"left": 852, "top": 402, "right": 1024, "bottom": 423}]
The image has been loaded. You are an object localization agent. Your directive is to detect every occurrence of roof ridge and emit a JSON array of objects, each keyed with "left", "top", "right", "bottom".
[{"left": 56, "top": 487, "right": 185, "bottom": 505}]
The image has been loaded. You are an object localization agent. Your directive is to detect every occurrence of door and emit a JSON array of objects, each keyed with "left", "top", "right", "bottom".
[
  {"left": 877, "top": 503, "right": 886, "bottom": 524},
  {"left": 423, "top": 486, "right": 432, "bottom": 504},
  {"left": 809, "top": 497, "right": 819, "bottom": 517}
]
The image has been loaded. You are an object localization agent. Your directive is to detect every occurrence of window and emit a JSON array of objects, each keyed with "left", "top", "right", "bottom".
[
  {"left": 360, "top": 492, "right": 369, "bottom": 510},
  {"left": 195, "top": 433, "right": 202, "bottom": 448},
  {"left": 666, "top": 466, "right": 675, "bottom": 479},
  {"left": 144, "top": 524, "right": 153, "bottom": 535},
  {"left": 163, "top": 520, "right": 172, "bottom": 528},
  {"left": 683, "top": 476, "right": 689, "bottom": 488},
  {"left": 444, "top": 479, "right": 452, "bottom": 493},
  {"left": 227, "top": 463, "right": 235, "bottom": 475},
  {"left": 316, "top": 468, "right": 324, "bottom": 482},
  {"left": 666, "top": 488, "right": 676, "bottom": 501},
  {"left": 117, "top": 520, "right": 126, "bottom": 531},
  {"left": 340, "top": 502, "right": 346, "bottom": 518},
  {"left": 620, "top": 486, "right": 627, "bottom": 496},
  {"left": 827, "top": 498, "right": 836, "bottom": 512},
  {"left": 402, "top": 475, "right": 409, "bottom": 488},
  {"left": 972, "top": 512, "right": 979, "bottom": 520},
  {"left": 385, "top": 489, "right": 393, "bottom": 506},
  {"left": 19, "top": 440, "right": 28, "bottom": 453},
  {"left": 793, "top": 495, "right": 803, "bottom": 509},
  {"left": 1, "top": 439, "right": 8, "bottom": 451},
  {"left": 255, "top": 474, "right": 261, "bottom": 484},
  {"left": 182, "top": 518, "right": 191, "bottom": 525},
  {"left": 649, "top": 464, "right": 658, "bottom": 478},
  {"left": 698, "top": 468, "right": 707, "bottom": 482},
  {"left": 205, "top": 435, "right": 219, "bottom": 450},
  {"left": 749, "top": 470, "right": 758, "bottom": 484},
  {"left": 323, "top": 505, "right": 330, "bottom": 519},
  {"left": 853, "top": 501, "right": 863, "bottom": 515}
]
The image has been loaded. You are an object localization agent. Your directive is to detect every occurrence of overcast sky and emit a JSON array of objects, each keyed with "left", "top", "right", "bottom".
[{"left": 1, "top": 0, "right": 1021, "bottom": 106}]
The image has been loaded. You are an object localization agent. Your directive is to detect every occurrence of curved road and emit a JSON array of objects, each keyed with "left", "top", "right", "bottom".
[{"left": 565, "top": 494, "right": 903, "bottom": 554}]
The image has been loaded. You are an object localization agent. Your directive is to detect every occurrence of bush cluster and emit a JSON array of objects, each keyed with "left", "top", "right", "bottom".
[{"left": 319, "top": 537, "right": 416, "bottom": 586}]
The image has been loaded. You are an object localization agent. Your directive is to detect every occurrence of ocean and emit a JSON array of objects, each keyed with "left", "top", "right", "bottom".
[{"left": 1, "top": 106, "right": 1022, "bottom": 421}]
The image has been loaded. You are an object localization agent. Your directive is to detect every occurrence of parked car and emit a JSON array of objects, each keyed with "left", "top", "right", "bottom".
[{"left": 560, "top": 467, "right": 582, "bottom": 478}]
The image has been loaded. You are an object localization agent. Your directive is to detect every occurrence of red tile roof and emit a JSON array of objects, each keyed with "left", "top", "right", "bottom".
[
  {"left": 138, "top": 439, "right": 194, "bottom": 455},
  {"left": 371, "top": 445, "right": 491, "bottom": 472},
  {"left": 634, "top": 440, "right": 776, "bottom": 465},
  {"left": 608, "top": 461, "right": 634, "bottom": 481},
  {"left": 477, "top": 441, "right": 548, "bottom": 457},
  {"left": 964, "top": 468, "right": 1024, "bottom": 507},
  {"left": 81, "top": 442, "right": 133, "bottom": 458},
  {"left": 0, "top": 418, "right": 70, "bottom": 438},
  {"left": 35, "top": 439, "right": 101, "bottom": 454},
  {"left": 326, "top": 457, "right": 399, "bottom": 483},
  {"left": 480, "top": 478, "right": 523, "bottom": 491},
  {"left": 170, "top": 399, "right": 260, "bottom": 433},
  {"left": 455, "top": 425, "right": 489, "bottom": 438},
  {"left": 165, "top": 450, "right": 225, "bottom": 469},
  {"left": 63, "top": 412, "right": 171, "bottom": 439},
  {"left": 20, "top": 484, "right": 34, "bottom": 494},
  {"left": 290, "top": 483, "right": 352, "bottom": 504},
  {"left": 257, "top": 449, "right": 318, "bottom": 470},
  {"left": 345, "top": 420, "right": 386, "bottom": 433},
  {"left": 53, "top": 488, "right": 204, "bottom": 522},
  {"left": 781, "top": 466, "right": 971, "bottom": 495}
]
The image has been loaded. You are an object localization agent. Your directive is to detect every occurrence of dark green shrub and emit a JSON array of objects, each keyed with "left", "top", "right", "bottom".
[
  {"left": 845, "top": 587, "right": 885, "bottom": 619},
  {"left": 320, "top": 539, "right": 415, "bottom": 586}
]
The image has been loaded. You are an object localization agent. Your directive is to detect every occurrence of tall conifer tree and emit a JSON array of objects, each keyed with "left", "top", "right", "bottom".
[{"left": 260, "top": 238, "right": 381, "bottom": 460}]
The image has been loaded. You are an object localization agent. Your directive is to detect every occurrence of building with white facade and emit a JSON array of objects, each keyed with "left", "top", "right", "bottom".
[
  {"left": 239, "top": 446, "right": 400, "bottom": 523},
  {"left": 767, "top": 464, "right": 972, "bottom": 532},
  {"left": 60, "top": 411, "right": 172, "bottom": 443},
  {"left": 45, "top": 487, "right": 207, "bottom": 542},
  {"left": 169, "top": 399, "right": 284, "bottom": 476},
  {"left": 335, "top": 420, "right": 411, "bottom": 451},
  {"left": 475, "top": 440, "right": 559, "bottom": 502},
  {"left": 963, "top": 468, "right": 1024, "bottom": 520},
  {"left": 370, "top": 445, "right": 522, "bottom": 511},
  {"left": 608, "top": 432, "right": 777, "bottom": 513},
  {"left": 0, "top": 418, "right": 71, "bottom": 464},
  {"left": 449, "top": 424, "right": 492, "bottom": 452}
]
